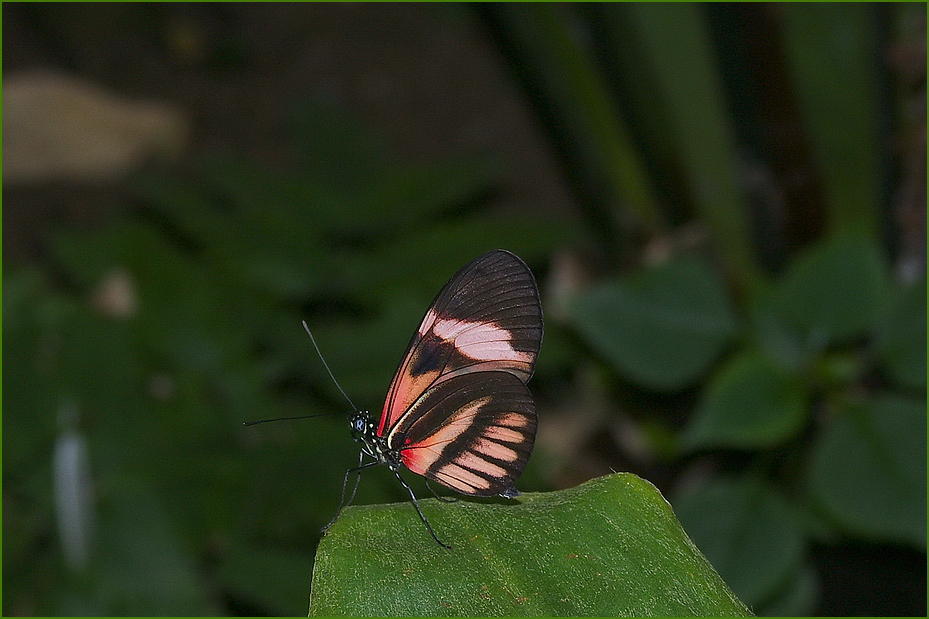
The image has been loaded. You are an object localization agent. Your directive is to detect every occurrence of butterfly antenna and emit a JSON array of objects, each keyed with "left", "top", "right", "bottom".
[
  {"left": 243, "top": 414, "right": 332, "bottom": 427},
  {"left": 302, "top": 321, "right": 358, "bottom": 412}
]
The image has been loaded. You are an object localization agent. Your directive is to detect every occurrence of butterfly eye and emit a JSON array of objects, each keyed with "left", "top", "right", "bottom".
[{"left": 352, "top": 415, "right": 367, "bottom": 434}]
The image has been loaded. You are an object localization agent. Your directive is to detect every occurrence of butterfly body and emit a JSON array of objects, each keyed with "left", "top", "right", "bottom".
[{"left": 333, "top": 249, "right": 543, "bottom": 546}]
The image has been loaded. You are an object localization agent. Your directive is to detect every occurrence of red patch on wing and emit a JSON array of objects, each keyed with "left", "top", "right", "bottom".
[{"left": 393, "top": 372, "right": 537, "bottom": 496}]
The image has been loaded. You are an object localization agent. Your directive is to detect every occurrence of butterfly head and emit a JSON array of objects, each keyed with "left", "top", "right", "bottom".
[
  {"left": 349, "top": 410, "right": 395, "bottom": 466},
  {"left": 349, "top": 410, "right": 374, "bottom": 441}
]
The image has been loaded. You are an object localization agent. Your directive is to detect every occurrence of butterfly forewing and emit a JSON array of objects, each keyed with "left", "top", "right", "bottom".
[
  {"left": 387, "top": 371, "right": 536, "bottom": 496},
  {"left": 378, "top": 250, "right": 543, "bottom": 437}
]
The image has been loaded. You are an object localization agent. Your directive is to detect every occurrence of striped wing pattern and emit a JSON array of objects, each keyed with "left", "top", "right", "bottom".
[
  {"left": 388, "top": 371, "right": 536, "bottom": 496},
  {"left": 378, "top": 250, "right": 542, "bottom": 496}
]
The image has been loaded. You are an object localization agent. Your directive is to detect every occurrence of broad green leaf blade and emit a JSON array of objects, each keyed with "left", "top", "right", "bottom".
[
  {"left": 807, "top": 394, "right": 926, "bottom": 549},
  {"left": 569, "top": 258, "right": 739, "bottom": 392},
  {"left": 672, "top": 475, "right": 806, "bottom": 610},
  {"left": 309, "top": 473, "right": 750, "bottom": 616},
  {"left": 773, "top": 233, "right": 887, "bottom": 346},
  {"left": 682, "top": 351, "right": 808, "bottom": 451}
]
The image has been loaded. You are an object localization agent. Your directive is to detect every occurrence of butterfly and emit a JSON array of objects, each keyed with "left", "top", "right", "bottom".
[{"left": 329, "top": 249, "right": 543, "bottom": 548}]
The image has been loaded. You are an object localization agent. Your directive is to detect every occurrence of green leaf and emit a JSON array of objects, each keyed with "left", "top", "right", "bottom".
[
  {"left": 354, "top": 155, "right": 501, "bottom": 233},
  {"left": 747, "top": 290, "right": 812, "bottom": 372},
  {"left": 876, "top": 277, "right": 927, "bottom": 390},
  {"left": 604, "top": 3, "right": 759, "bottom": 289},
  {"left": 672, "top": 475, "right": 806, "bottom": 610},
  {"left": 490, "top": 4, "right": 663, "bottom": 239},
  {"left": 682, "top": 351, "right": 808, "bottom": 451},
  {"left": 309, "top": 473, "right": 750, "bottom": 616},
  {"left": 780, "top": 4, "right": 882, "bottom": 237},
  {"left": 569, "top": 257, "right": 739, "bottom": 391},
  {"left": 807, "top": 394, "right": 926, "bottom": 549},
  {"left": 773, "top": 233, "right": 886, "bottom": 345},
  {"left": 2, "top": 267, "right": 64, "bottom": 467}
]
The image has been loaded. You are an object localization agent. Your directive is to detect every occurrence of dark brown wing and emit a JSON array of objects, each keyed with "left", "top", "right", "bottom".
[{"left": 376, "top": 250, "right": 542, "bottom": 437}]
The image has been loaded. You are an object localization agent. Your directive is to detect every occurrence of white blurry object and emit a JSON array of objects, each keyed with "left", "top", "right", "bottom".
[
  {"left": 92, "top": 267, "right": 138, "bottom": 319},
  {"left": 3, "top": 70, "right": 188, "bottom": 183},
  {"left": 54, "top": 401, "right": 95, "bottom": 571}
]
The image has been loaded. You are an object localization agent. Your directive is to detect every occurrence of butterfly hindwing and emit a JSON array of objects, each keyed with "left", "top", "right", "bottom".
[
  {"left": 377, "top": 250, "right": 543, "bottom": 437},
  {"left": 386, "top": 371, "right": 536, "bottom": 496}
]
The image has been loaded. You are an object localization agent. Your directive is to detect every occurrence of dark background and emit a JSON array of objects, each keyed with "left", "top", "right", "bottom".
[{"left": 3, "top": 3, "right": 925, "bottom": 616}]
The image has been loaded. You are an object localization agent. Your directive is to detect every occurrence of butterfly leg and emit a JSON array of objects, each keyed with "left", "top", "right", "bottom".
[
  {"left": 391, "top": 467, "right": 452, "bottom": 549},
  {"left": 342, "top": 459, "right": 367, "bottom": 509},
  {"left": 322, "top": 452, "right": 378, "bottom": 533},
  {"left": 424, "top": 478, "right": 458, "bottom": 503}
]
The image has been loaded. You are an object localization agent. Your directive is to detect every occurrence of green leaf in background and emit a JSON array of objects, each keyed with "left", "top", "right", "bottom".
[
  {"left": 286, "top": 98, "right": 390, "bottom": 192},
  {"left": 569, "top": 257, "right": 739, "bottom": 392},
  {"left": 780, "top": 3, "right": 882, "bottom": 237},
  {"left": 747, "top": 291, "right": 812, "bottom": 373},
  {"left": 672, "top": 475, "right": 807, "bottom": 612},
  {"left": 309, "top": 473, "right": 750, "bottom": 616},
  {"left": 772, "top": 233, "right": 886, "bottom": 346},
  {"left": 488, "top": 3, "right": 663, "bottom": 245},
  {"left": 681, "top": 351, "right": 808, "bottom": 451},
  {"left": 807, "top": 394, "right": 926, "bottom": 550},
  {"left": 604, "top": 2, "right": 760, "bottom": 290},
  {"left": 876, "top": 277, "right": 927, "bottom": 391}
]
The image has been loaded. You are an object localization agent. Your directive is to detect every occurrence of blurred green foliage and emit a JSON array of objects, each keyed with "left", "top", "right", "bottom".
[
  {"left": 4, "top": 3, "right": 925, "bottom": 616},
  {"left": 3, "top": 97, "right": 577, "bottom": 614}
]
